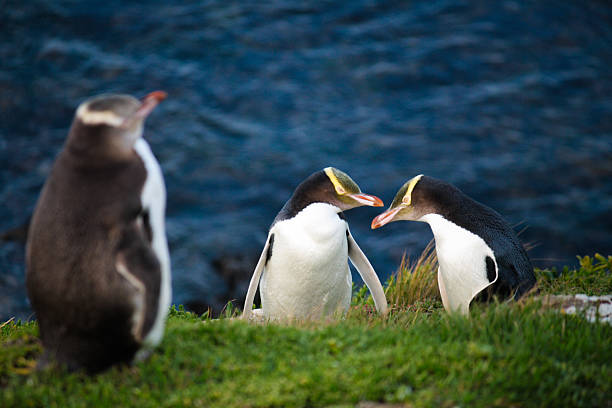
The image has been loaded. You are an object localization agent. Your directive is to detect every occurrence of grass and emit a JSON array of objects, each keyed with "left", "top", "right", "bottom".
[
  {"left": 535, "top": 254, "right": 612, "bottom": 296},
  {"left": 1, "top": 253, "right": 611, "bottom": 408}
]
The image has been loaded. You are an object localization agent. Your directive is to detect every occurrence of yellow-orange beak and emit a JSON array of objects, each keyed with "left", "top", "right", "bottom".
[
  {"left": 136, "top": 90, "right": 167, "bottom": 119},
  {"left": 371, "top": 207, "right": 402, "bottom": 229},
  {"left": 348, "top": 193, "right": 384, "bottom": 207},
  {"left": 121, "top": 91, "right": 167, "bottom": 128}
]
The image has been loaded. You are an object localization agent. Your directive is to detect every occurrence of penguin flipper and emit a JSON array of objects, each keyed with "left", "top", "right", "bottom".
[
  {"left": 242, "top": 233, "right": 273, "bottom": 319},
  {"left": 491, "top": 255, "right": 532, "bottom": 299},
  {"left": 347, "top": 230, "right": 388, "bottom": 315},
  {"left": 115, "top": 229, "right": 162, "bottom": 343}
]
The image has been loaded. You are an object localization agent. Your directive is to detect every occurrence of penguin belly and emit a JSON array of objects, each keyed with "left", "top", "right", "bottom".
[
  {"left": 421, "top": 214, "right": 497, "bottom": 314},
  {"left": 260, "top": 203, "right": 352, "bottom": 320},
  {"left": 133, "top": 139, "right": 171, "bottom": 348}
]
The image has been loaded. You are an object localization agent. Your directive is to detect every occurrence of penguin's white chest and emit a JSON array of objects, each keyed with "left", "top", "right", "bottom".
[
  {"left": 260, "top": 203, "right": 352, "bottom": 320},
  {"left": 420, "top": 214, "right": 497, "bottom": 314},
  {"left": 133, "top": 139, "right": 171, "bottom": 346}
]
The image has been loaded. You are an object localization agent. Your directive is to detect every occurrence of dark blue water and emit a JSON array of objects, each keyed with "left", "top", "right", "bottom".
[{"left": 1, "top": 1, "right": 611, "bottom": 320}]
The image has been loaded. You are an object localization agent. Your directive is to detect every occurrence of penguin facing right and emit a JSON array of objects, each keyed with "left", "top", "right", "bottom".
[
  {"left": 26, "top": 91, "right": 171, "bottom": 373},
  {"left": 243, "top": 167, "right": 388, "bottom": 321},
  {"left": 371, "top": 175, "right": 536, "bottom": 314}
]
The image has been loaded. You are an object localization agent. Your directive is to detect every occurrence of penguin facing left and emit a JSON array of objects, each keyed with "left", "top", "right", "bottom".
[
  {"left": 371, "top": 175, "right": 536, "bottom": 314},
  {"left": 242, "top": 168, "right": 388, "bottom": 321},
  {"left": 26, "top": 91, "right": 171, "bottom": 373}
]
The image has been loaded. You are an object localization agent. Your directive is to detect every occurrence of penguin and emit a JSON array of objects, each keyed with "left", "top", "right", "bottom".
[
  {"left": 25, "top": 91, "right": 171, "bottom": 373},
  {"left": 371, "top": 175, "right": 536, "bottom": 315},
  {"left": 242, "top": 167, "right": 388, "bottom": 321}
]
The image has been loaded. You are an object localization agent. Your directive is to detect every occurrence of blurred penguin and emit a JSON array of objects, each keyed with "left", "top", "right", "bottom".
[{"left": 26, "top": 91, "right": 171, "bottom": 373}]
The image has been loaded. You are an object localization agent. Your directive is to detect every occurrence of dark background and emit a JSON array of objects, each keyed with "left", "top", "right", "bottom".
[{"left": 1, "top": 1, "right": 611, "bottom": 320}]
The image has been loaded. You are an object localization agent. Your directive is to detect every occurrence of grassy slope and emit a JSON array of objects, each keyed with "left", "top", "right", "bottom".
[{"left": 1, "top": 254, "right": 611, "bottom": 408}]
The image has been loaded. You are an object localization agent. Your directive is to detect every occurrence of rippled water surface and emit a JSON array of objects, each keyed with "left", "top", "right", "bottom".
[{"left": 1, "top": 1, "right": 611, "bottom": 319}]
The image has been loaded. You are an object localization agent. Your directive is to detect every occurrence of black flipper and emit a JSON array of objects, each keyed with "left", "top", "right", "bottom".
[{"left": 115, "top": 215, "right": 162, "bottom": 340}]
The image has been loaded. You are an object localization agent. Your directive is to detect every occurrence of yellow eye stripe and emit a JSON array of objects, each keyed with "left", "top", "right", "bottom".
[
  {"left": 324, "top": 167, "right": 346, "bottom": 194},
  {"left": 76, "top": 103, "right": 124, "bottom": 127},
  {"left": 402, "top": 174, "right": 423, "bottom": 206}
]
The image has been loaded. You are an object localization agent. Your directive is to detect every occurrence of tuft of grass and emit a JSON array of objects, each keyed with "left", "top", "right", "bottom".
[
  {"left": 536, "top": 254, "right": 612, "bottom": 296},
  {"left": 351, "top": 240, "right": 442, "bottom": 313},
  {"left": 0, "top": 319, "right": 40, "bottom": 383},
  {"left": 354, "top": 241, "right": 441, "bottom": 314},
  {"left": 384, "top": 241, "right": 440, "bottom": 310}
]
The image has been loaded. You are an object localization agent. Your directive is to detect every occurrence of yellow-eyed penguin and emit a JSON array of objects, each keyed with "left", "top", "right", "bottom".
[
  {"left": 371, "top": 175, "right": 536, "bottom": 314},
  {"left": 26, "top": 91, "right": 171, "bottom": 373},
  {"left": 242, "top": 167, "right": 388, "bottom": 321}
]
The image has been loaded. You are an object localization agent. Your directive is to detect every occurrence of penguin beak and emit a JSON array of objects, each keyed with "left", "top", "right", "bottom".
[
  {"left": 121, "top": 91, "right": 167, "bottom": 128},
  {"left": 348, "top": 193, "right": 384, "bottom": 207},
  {"left": 371, "top": 207, "right": 402, "bottom": 229},
  {"left": 135, "top": 91, "right": 167, "bottom": 120}
]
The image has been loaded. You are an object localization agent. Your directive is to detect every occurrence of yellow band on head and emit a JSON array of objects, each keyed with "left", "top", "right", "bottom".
[
  {"left": 324, "top": 167, "right": 345, "bottom": 194},
  {"left": 76, "top": 103, "right": 124, "bottom": 127},
  {"left": 402, "top": 174, "right": 423, "bottom": 206}
]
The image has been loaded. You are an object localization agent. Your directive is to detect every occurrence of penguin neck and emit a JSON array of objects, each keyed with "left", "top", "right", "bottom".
[
  {"left": 273, "top": 174, "right": 339, "bottom": 225},
  {"left": 419, "top": 213, "right": 469, "bottom": 247},
  {"left": 274, "top": 202, "right": 345, "bottom": 244},
  {"left": 274, "top": 198, "right": 342, "bottom": 226},
  {"left": 65, "top": 127, "right": 141, "bottom": 166}
]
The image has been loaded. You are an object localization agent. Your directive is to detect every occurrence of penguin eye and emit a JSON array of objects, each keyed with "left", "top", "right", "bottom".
[
  {"left": 402, "top": 195, "right": 412, "bottom": 206},
  {"left": 336, "top": 185, "right": 346, "bottom": 195}
]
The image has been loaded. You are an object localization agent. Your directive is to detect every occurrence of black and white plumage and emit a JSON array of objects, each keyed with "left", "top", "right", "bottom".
[
  {"left": 242, "top": 168, "right": 388, "bottom": 321},
  {"left": 372, "top": 175, "right": 536, "bottom": 314},
  {"left": 25, "top": 91, "right": 171, "bottom": 373}
]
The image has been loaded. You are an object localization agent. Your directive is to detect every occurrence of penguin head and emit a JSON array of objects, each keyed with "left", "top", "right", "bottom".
[
  {"left": 323, "top": 167, "right": 384, "bottom": 210},
  {"left": 372, "top": 174, "right": 448, "bottom": 228},
  {"left": 286, "top": 167, "right": 383, "bottom": 214},
  {"left": 67, "top": 91, "right": 167, "bottom": 158}
]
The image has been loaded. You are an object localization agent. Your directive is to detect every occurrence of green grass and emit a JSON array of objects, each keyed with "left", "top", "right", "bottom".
[
  {"left": 1, "top": 254, "right": 611, "bottom": 408},
  {"left": 535, "top": 254, "right": 612, "bottom": 296}
]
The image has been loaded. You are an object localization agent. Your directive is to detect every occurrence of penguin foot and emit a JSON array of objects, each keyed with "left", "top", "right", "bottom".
[
  {"left": 134, "top": 347, "right": 154, "bottom": 363},
  {"left": 242, "top": 308, "right": 267, "bottom": 324}
]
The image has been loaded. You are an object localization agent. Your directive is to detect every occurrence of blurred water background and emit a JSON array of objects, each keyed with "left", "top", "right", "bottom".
[{"left": 1, "top": 1, "right": 611, "bottom": 320}]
